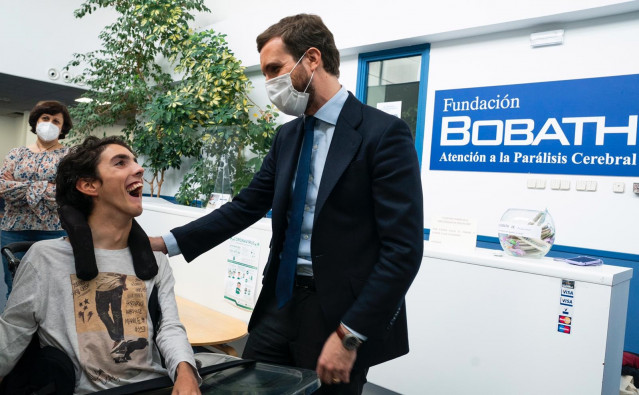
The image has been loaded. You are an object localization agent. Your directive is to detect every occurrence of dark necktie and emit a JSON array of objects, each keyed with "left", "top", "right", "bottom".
[{"left": 276, "top": 116, "right": 316, "bottom": 308}]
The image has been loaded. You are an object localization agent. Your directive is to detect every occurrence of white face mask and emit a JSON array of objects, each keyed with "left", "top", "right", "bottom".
[
  {"left": 36, "top": 122, "right": 61, "bottom": 142},
  {"left": 265, "top": 52, "right": 315, "bottom": 117}
]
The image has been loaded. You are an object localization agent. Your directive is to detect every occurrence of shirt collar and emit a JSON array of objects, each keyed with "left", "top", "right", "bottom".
[{"left": 313, "top": 86, "right": 348, "bottom": 126}]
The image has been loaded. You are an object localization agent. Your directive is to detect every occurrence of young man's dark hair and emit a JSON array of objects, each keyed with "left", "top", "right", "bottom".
[
  {"left": 256, "top": 13, "right": 340, "bottom": 77},
  {"left": 56, "top": 135, "right": 133, "bottom": 217},
  {"left": 28, "top": 100, "right": 73, "bottom": 139}
]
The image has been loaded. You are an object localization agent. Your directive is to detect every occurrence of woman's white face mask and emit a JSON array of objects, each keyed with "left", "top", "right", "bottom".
[
  {"left": 36, "top": 122, "right": 61, "bottom": 142},
  {"left": 265, "top": 52, "right": 315, "bottom": 117}
]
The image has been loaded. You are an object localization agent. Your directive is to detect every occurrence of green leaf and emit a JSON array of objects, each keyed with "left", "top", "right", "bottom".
[{"left": 67, "top": 0, "right": 276, "bottom": 199}]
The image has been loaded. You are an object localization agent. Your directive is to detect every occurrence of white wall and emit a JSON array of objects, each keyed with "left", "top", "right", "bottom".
[
  {"left": 3, "top": 1, "right": 638, "bottom": 83},
  {"left": 0, "top": 0, "right": 219, "bottom": 86},
  {"left": 421, "top": 12, "right": 639, "bottom": 255},
  {"left": 4, "top": 3, "right": 638, "bottom": 209},
  {"left": 225, "top": 8, "right": 639, "bottom": 255},
  {"left": 1, "top": 3, "right": 636, "bottom": 266},
  {"left": 0, "top": 116, "right": 24, "bottom": 160},
  {"left": 207, "top": 0, "right": 639, "bottom": 68}
]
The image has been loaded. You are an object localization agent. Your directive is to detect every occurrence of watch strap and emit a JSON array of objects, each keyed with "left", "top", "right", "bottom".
[
  {"left": 336, "top": 324, "right": 362, "bottom": 350},
  {"left": 336, "top": 324, "right": 348, "bottom": 340}
]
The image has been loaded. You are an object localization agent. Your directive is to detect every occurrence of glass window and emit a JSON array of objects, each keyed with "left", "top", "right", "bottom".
[
  {"left": 356, "top": 45, "right": 429, "bottom": 166},
  {"left": 366, "top": 55, "right": 421, "bottom": 139}
]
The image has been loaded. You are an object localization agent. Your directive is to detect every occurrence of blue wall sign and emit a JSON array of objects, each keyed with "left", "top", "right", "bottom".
[{"left": 430, "top": 74, "right": 639, "bottom": 176}]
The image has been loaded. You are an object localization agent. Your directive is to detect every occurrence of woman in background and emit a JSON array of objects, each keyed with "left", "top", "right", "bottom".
[{"left": 0, "top": 100, "right": 71, "bottom": 299}]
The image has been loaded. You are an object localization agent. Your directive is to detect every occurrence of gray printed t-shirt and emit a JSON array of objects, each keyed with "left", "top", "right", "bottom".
[{"left": 0, "top": 238, "right": 199, "bottom": 393}]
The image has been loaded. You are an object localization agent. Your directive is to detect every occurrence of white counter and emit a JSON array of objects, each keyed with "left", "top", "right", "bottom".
[
  {"left": 139, "top": 198, "right": 632, "bottom": 394},
  {"left": 368, "top": 242, "right": 632, "bottom": 395},
  {"left": 424, "top": 243, "right": 632, "bottom": 286}
]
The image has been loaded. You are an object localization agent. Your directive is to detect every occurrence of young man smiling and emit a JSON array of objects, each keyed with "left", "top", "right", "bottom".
[{"left": 0, "top": 136, "right": 200, "bottom": 394}]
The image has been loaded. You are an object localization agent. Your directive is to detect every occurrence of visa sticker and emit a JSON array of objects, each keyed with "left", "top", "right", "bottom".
[
  {"left": 559, "top": 296, "right": 573, "bottom": 307},
  {"left": 558, "top": 324, "right": 571, "bottom": 334}
]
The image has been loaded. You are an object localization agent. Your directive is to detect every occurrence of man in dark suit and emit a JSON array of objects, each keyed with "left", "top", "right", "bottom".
[{"left": 151, "top": 14, "right": 423, "bottom": 394}]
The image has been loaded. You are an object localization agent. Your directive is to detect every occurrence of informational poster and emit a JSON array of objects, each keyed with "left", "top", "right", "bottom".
[
  {"left": 428, "top": 216, "right": 477, "bottom": 251},
  {"left": 224, "top": 236, "right": 260, "bottom": 310},
  {"left": 206, "top": 193, "right": 231, "bottom": 211},
  {"left": 430, "top": 74, "right": 639, "bottom": 176},
  {"left": 377, "top": 101, "right": 402, "bottom": 118}
]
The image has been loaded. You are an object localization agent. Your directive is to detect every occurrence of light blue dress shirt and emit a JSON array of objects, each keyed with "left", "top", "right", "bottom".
[{"left": 295, "top": 86, "right": 348, "bottom": 276}]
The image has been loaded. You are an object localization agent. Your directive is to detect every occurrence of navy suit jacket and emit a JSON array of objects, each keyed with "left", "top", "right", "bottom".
[{"left": 171, "top": 93, "right": 423, "bottom": 368}]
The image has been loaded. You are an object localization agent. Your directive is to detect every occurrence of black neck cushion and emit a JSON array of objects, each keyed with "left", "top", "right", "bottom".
[{"left": 58, "top": 205, "right": 158, "bottom": 281}]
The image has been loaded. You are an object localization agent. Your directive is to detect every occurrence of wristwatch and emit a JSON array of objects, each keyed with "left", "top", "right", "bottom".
[{"left": 336, "top": 324, "right": 363, "bottom": 351}]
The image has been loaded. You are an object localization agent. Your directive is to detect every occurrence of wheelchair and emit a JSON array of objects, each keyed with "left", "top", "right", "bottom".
[
  {"left": 2, "top": 240, "right": 35, "bottom": 278},
  {"left": 1, "top": 242, "right": 261, "bottom": 395},
  {"left": 1, "top": 241, "right": 76, "bottom": 395}
]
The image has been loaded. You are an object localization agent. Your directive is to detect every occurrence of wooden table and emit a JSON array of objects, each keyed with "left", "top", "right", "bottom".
[{"left": 175, "top": 296, "right": 248, "bottom": 356}]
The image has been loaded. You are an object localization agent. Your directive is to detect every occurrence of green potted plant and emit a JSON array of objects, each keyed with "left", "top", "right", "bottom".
[{"left": 66, "top": 0, "right": 277, "bottom": 199}]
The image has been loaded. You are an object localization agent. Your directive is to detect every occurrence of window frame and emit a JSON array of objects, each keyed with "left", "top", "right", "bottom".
[{"left": 356, "top": 44, "right": 430, "bottom": 166}]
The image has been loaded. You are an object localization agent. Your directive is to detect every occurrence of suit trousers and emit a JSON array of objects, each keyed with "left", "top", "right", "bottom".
[{"left": 242, "top": 284, "right": 368, "bottom": 395}]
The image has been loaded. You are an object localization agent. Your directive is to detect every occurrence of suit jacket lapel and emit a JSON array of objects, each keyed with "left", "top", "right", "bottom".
[{"left": 315, "top": 94, "right": 363, "bottom": 219}]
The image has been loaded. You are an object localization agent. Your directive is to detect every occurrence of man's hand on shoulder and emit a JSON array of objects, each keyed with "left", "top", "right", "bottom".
[
  {"left": 149, "top": 236, "right": 168, "bottom": 254},
  {"left": 172, "top": 361, "right": 200, "bottom": 394}
]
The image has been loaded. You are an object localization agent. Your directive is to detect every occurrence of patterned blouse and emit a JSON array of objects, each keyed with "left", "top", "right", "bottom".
[{"left": 0, "top": 146, "right": 69, "bottom": 231}]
